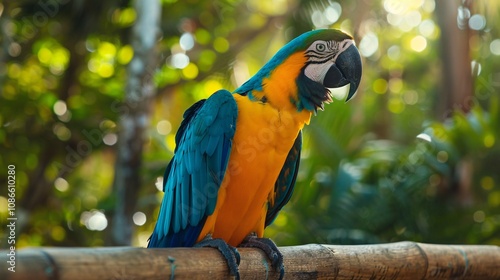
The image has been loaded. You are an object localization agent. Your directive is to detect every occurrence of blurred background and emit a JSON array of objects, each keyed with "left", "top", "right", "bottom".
[{"left": 1, "top": 0, "right": 499, "bottom": 248}]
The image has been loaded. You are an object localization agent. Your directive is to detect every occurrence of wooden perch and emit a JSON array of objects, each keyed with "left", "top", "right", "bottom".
[{"left": 2, "top": 242, "right": 499, "bottom": 279}]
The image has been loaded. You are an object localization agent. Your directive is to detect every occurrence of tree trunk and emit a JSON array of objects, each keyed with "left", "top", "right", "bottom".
[
  {"left": 435, "top": 0, "right": 474, "bottom": 118},
  {"left": 107, "top": 0, "right": 161, "bottom": 246}
]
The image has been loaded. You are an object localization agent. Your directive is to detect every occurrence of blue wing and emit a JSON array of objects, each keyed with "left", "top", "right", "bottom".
[
  {"left": 148, "top": 90, "right": 237, "bottom": 247},
  {"left": 265, "top": 131, "right": 302, "bottom": 227}
]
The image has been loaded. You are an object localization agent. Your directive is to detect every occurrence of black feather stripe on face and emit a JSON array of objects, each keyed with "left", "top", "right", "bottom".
[{"left": 294, "top": 69, "right": 333, "bottom": 113}]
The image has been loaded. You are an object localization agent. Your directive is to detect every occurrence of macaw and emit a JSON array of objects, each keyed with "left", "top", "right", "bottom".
[{"left": 148, "top": 29, "right": 362, "bottom": 278}]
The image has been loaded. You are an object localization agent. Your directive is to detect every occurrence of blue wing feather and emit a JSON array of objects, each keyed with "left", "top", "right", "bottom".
[
  {"left": 148, "top": 90, "right": 237, "bottom": 248},
  {"left": 265, "top": 131, "right": 302, "bottom": 227}
]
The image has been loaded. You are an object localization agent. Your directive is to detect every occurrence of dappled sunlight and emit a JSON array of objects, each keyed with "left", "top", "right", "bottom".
[
  {"left": 410, "top": 35, "right": 427, "bottom": 52},
  {"left": 81, "top": 210, "right": 108, "bottom": 231},
  {"left": 359, "top": 32, "right": 379, "bottom": 58},
  {"left": 309, "top": 1, "right": 342, "bottom": 28}
]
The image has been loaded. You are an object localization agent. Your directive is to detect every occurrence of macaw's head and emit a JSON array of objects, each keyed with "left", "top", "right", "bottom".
[{"left": 235, "top": 29, "right": 362, "bottom": 113}]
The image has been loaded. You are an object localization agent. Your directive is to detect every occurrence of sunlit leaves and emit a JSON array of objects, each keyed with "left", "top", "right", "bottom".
[
  {"left": 117, "top": 45, "right": 134, "bottom": 65},
  {"left": 213, "top": 37, "right": 229, "bottom": 53},
  {"left": 197, "top": 50, "right": 216, "bottom": 71},
  {"left": 247, "top": 0, "right": 289, "bottom": 16},
  {"left": 35, "top": 40, "right": 70, "bottom": 75},
  {"left": 154, "top": 65, "right": 180, "bottom": 87},
  {"left": 181, "top": 63, "right": 199, "bottom": 79},
  {"left": 372, "top": 78, "right": 388, "bottom": 94},
  {"left": 194, "top": 28, "right": 211, "bottom": 45},
  {"left": 88, "top": 42, "right": 116, "bottom": 78},
  {"left": 111, "top": 7, "right": 137, "bottom": 27}
]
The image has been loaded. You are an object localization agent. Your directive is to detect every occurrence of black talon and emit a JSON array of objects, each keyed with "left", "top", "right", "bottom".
[
  {"left": 239, "top": 234, "right": 285, "bottom": 279},
  {"left": 195, "top": 235, "right": 241, "bottom": 279}
]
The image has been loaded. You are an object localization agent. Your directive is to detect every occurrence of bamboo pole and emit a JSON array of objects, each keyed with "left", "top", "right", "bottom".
[{"left": 1, "top": 242, "right": 499, "bottom": 279}]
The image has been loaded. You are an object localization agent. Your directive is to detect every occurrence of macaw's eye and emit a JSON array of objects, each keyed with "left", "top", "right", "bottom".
[{"left": 316, "top": 43, "right": 326, "bottom": 52}]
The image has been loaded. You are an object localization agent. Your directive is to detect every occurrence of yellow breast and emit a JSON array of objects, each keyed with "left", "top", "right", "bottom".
[{"left": 197, "top": 94, "right": 311, "bottom": 246}]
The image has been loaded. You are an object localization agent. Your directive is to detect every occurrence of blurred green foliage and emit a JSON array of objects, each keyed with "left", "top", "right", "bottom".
[{"left": 1, "top": 0, "right": 499, "bottom": 248}]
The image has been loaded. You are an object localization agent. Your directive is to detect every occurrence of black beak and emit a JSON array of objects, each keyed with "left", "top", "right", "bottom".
[{"left": 323, "top": 44, "right": 362, "bottom": 102}]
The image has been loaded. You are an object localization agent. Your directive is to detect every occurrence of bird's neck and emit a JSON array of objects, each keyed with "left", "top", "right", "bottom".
[{"left": 235, "top": 52, "right": 313, "bottom": 121}]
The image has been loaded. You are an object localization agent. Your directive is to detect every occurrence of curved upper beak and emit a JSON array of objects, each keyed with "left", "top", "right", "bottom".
[{"left": 323, "top": 44, "right": 362, "bottom": 102}]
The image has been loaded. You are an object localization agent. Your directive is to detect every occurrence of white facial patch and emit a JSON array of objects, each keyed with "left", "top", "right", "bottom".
[
  {"left": 303, "top": 39, "right": 354, "bottom": 84},
  {"left": 304, "top": 61, "right": 334, "bottom": 84}
]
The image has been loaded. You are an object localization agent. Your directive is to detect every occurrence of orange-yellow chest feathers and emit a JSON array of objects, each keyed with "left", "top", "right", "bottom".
[
  {"left": 198, "top": 93, "right": 308, "bottom": 246},
  {"left": 251, "top": 52, "right": 309, "bottom": 114}
]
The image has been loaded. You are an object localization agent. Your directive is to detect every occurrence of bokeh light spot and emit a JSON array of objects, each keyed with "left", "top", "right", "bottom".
[
  {"left": 170, "top": 53, "right": 190, "bottom": 69},
  {"left": 53, "top": 100, "right": 67, "bottom": 116},
  {"left": 157, "top": 120, "right": 172, "bottom": 135},
  {"left": 81, "top": 210, "right": 108, "bottom": 231},
  {"left": 422, "top": 0, "right": 435, "bottom": 13},
  {"left": 198, "top": 50, "right": 216, "bottom": 71},
  {"left": 403, "top": 90, "right": 419, "bottom": 105},
  {"left": 155, "top": 177, "right": 164, "bottom": 191},
  {"left": 182, "top": 63, "right": 199, "bottom": 79},
  {"left": 469, "top": 14, "right": 486, "bottom": 30},
  {"left": 213, "top": 37, "right": 229, "bottom": 53},
  {"left": 473, "top": 211, "right": 485, "bottom": 223},
  {"left": 112, "top": 7, "right": 137, "bottom": 26},
  {"left": 325, "top": 3, "right": 342, "bottom": 24},
  {"left": 54, "top": 177, "right": 69, "bottom": 192},
  {"left": 437, "top": 150, "right": 448, "bottom": 163},
  {"left": 180, "top": 33, "right": 195, "bottom": 51},
  {"left": 387, "top": 45, "right": 401, "bottom": 61},
  {"left": 481, "top": 176, "right": 494, "bottom": 191},
  {"left": 389, "top": 78, "right": 403, "bottom": 93},
  {"left": 410, "top": 35, "right": 427, "bottom": 52},
  {"left": 483, "top": 133, "right": 495, "bottom": 148},
  {"left": 419, "top": 19, "right": 436, "bottom": 38},
  {"left": 103, "top": 133, "right": 118, "bottom": 146},
  {"left": 53, "top": 123, "right": 71, "bottom": 141},
  {"left": 273, "top": 213, "right": 288, "bottom": 227},
  {"left": 383, "top": 0, "right": 409, "bottom": 15},
  {"left": 490, "top": 39, "right": 500, "bottom": 56},
  {"left": 117, "top": 45, "right": 134, "bottom": 64},
  {"left": 97, "top": 62, "right": 115, "bottom": 78},
  {"left": 359, "top": 32, "right": 379, "bottom": 57},
  {"left": 388, "top": 98, "right": 405, "bottom": 114},
  {"left": 405, "top": 11, "right": 422, "bottom": 28},
  {"left": 373, "top": 79, "right": 388, "bottom": 94},
  {"left": 98, "top": 42, "right": 117, "bottom": 59},
  {"left": 51, "top": 226, "right": 66, "bottom": 241},
  {"left": 8, "top": 42, "right": 21, "bottom": 57},
  {"left": 204, "top": 79, "right": 223, "bottom": 94},
  {"left": 195, "top": 28, "right": 211, "bottom": 45},
  {"left": 38, "top": 47, "right": 52, "bottom": 64},
  {"left": 133, "top": 212, "right": 147, "bottom": 226}
]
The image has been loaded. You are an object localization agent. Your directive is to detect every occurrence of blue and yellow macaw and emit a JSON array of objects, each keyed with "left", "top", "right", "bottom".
[{"left": 148, "top": 29, "right": 362, "bottom": 278}]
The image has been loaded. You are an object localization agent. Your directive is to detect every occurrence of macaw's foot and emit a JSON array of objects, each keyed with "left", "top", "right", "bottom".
[
  {"left": 239, "top": 233, "right": 284, "bottom": 280},
  {"left": 194, "top": 235, "right": 241, "bottom": 279}
]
